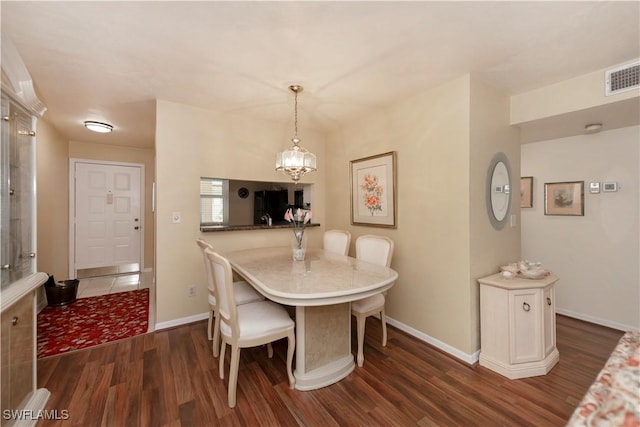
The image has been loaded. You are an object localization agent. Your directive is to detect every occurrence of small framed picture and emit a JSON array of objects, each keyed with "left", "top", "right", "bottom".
[
  {"left": 544, "top": 181, "right": 584, "bottom": 216},
  {"left": 520, "top": 176, "right": 533, "bottom": 208},
  {"left": 350, "top": 151, "right": 397, "bottom": 228}
]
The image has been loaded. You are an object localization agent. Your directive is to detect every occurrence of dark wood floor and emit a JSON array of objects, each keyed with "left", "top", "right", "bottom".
[{"left": 37, "top": 314, "right": 624, "bottom": 427}]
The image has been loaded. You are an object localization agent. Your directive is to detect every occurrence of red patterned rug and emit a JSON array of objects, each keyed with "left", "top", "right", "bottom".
[{"left": 37, "top": 289, "right": 149, "bottom": 358}]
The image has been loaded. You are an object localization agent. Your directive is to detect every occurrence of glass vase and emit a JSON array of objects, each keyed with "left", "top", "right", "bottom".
[{"left": 291, "top": 230, "right": 307, "bottom": 261}]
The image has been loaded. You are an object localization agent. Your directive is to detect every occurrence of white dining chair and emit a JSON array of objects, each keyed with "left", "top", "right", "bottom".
[
  {"left": 205, "top": 248, "right": 295, "bottom": 408},
  {"left": 351, "top": 234, "right": 395, "bottom": 367},
  {"left": 323, "top": 229, "right": 351, "bottom": 256},
  {"left": 196, "top": 238, "right": 264, "bottom": 357}
]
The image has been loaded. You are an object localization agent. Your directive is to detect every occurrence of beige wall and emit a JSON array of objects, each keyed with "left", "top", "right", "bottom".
[
  {"left": 36, "top": 118, "right": 69, "bottom": 279},
  {"left": 510, "top": 59, "right": 640, "bottom": 125},
  {"left": 468, "top": 78, "right": 522, "bottom": 351},
  {"left": 521, "top": 126, "right": 639, "bottom": 330},
  {"left": 69, "top": 141, "right": 155, "bottom": 270},
  {"left": 325, "top": 75, "right": 519, "bottom": 355},
  {"left": 154, "top": 100, "right": 325, "bottom": 324}
]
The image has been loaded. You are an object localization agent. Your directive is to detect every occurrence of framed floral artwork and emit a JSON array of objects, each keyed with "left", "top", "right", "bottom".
[
  {"left": 544, "top": 181, "right": 584, "bottom": 216},
  {"left": 350, "top": 151, "right": 397, "bottom": 228},
  {"left": 520, "top": 176, "right": 533, "bottom": 208}
]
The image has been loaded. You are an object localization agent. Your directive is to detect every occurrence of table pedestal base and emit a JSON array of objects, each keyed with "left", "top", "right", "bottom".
[{"left": 294, "top": 303, "right": 354, "bottom": 390}]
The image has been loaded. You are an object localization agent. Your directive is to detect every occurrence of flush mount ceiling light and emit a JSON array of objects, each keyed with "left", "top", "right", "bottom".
[
  {"left": 84, "top": 121, "right": 113, "bottom": 133},
  {"left": 275, "top": 85, "right": 316, "bottom": 182},
  {"left": 584, "top": 123, "right": 603, "bottom": 134}
]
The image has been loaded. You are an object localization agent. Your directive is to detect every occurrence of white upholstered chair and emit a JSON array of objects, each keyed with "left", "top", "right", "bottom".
[
  {"left": 205, "top": 248, "right": 295, "bottom": 408},
  {"left": 351, "top": 234, "right": 395, "bottom": 367},
  {"left": 323, "top": 229, "right": 352, "bottom": 256},
  {"left": 196, "top": 238, "right": 264, "bottom": 357}
]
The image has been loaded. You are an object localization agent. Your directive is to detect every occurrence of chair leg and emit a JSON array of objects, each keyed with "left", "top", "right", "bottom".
[
  {"left": 207, "top": 309, "right": 214, "bottom": 341},
  {"left": 286, "top": 332, "right": 296, "bottom": 389},
  {"left": 267, "top": 342, "right": 273, "bottom": 358},
  {"left": 228, "top": 346, "right": 241, "bottom": 408},
  {"left": 380, "top": 308, "right": 387, "bottom": 347},
  {"left": 212, "top": 313, "right": 222, "bottom": 358},
  {"left": 219, "top": 340, "right": 226, "bottom": 380},
  {"left": 356, "top": 313, "right": 366, "bottom": 367}
]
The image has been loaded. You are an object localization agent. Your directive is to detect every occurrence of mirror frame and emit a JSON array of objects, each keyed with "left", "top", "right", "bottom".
[{"left": 486, "top": 152, "right": 512, "bottom": 230}]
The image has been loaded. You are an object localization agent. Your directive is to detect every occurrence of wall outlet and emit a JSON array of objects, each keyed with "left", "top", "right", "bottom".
[{"left": 188, "top": 285, "right": 197, "bottom": 298}]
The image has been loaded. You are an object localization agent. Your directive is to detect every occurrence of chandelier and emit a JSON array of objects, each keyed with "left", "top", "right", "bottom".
[{"left": 275, "top": 85, "right": 317, "bottom": 182}]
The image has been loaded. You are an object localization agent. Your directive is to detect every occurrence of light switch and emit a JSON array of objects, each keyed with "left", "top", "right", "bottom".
[
  {"left": 172, "top": 212, "right": 181, "bottom": 224},
  {"left": 510, "top": 214, "right": 517, "bottom": 228}
]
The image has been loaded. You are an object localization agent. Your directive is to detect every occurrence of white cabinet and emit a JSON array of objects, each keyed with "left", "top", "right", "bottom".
[{"left": 478, "top": 273, "right": 559, "bottom": 379}]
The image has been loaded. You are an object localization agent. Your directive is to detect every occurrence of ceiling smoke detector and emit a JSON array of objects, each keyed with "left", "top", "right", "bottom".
[{"left": 584, "top": 123, "right": 603, "bottom": 134}]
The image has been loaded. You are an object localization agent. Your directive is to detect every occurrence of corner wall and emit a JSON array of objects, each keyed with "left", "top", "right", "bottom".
[
  {"left": 469, "top": 78, "right": 521, "bottom": 351},
  {"left": 36, "top": 118, "right": 69, "bottom": 279},
  {"left": 521, "top": 126, "right": 639, "bottom": 330},
  {"left": 325, "top": 75, "right": 519, "bottom": 356}
]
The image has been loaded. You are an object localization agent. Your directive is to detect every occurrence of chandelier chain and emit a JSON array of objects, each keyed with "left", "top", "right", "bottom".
[{"left": 293, "top": 89, "right": 299, "bottom": 143}]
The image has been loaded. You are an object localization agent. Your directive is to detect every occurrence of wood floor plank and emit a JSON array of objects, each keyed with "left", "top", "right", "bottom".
[{"left": 36, "top": 315, "right": 624, "bottom": 426}]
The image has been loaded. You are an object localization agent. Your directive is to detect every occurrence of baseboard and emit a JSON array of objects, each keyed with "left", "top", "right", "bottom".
[
  {"left": 556, "top": 308, "right": 638, "bottom": 332},
  {"left": 386, "top": 316, "right": 480, "bottom": 365},
  {"left": 155, "top": 312, "right": 208, "bottom": 331}
]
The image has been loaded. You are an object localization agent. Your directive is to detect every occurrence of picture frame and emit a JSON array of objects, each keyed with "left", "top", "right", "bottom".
[
  {"left": 520, "top": 176, "right": 533, "bottom": 208},
  {"left": 544, "top": 181, "right": 584, "bottom": 216},
  {"left": 350, "top": 151, "right": 397, "bottom": 228}
]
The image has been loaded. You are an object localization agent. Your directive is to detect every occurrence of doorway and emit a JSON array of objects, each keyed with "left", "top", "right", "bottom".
[{"left": 69, "top": 159, "right": 144, "bottom": 279}]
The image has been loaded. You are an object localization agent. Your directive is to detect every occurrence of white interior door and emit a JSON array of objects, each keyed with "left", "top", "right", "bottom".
[{"left": 73, "top": 162, "right": 142, "bottom": 273}]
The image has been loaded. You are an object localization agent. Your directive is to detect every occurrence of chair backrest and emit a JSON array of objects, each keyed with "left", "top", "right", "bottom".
[
  {"left": 205, "top": 248, "right": 239, "bottom": 337},
  {"left": 323, "top": 229, "right": 351, "bottom": 256},
  {"left": 356, "top": 235, "right": 394, "bottom": 267},
  {"left": 196, "top": 238, "right": 215, "bottom": 293}
]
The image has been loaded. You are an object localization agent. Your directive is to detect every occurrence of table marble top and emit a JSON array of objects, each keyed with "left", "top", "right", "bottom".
[{"left": 225, "top": 247, "right": 398, "bottom": 306}]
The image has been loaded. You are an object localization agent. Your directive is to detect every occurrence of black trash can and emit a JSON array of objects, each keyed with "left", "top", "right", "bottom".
[{"left": 45, "top": 276, "right": 79, "bottom": 307}]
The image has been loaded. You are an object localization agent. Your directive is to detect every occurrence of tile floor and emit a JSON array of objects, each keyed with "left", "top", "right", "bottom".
[{"left": 77, "top": 270, "right": 156, "bottom": 331}]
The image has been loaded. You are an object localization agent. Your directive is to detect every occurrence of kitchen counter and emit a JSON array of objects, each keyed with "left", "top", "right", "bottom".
[{"left": 201, "top": 223, "right": 320, "bottom": 232}]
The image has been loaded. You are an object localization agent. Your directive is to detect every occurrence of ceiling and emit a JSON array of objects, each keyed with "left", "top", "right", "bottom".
[{"left": 1, "top": 1, "right": 639, "bottom": 149}]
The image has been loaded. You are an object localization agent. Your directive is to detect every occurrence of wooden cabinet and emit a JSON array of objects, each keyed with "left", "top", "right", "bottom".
[{"left": 478, "top": 273, "right": 559, "bottom": 379}]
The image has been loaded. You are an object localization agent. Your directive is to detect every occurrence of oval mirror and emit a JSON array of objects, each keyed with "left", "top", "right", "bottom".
[{"left": 486, "top": 153, "right": 511, "bottom": 230}]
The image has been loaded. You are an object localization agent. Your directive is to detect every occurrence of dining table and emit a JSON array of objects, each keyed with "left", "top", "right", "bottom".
[{"left": 224, "top": 246, "right": 398, "bottom": 391}]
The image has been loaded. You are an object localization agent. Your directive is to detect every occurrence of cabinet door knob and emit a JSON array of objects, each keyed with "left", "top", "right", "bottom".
[
  {"left": 546, "top": 297, "right": 552, "bottom": 306},
  {"left": 12, "top": 316, "right": 18, "bottom": 326},
  {"left": 522, "top": 302, "right": 531, "bottom": 312}
]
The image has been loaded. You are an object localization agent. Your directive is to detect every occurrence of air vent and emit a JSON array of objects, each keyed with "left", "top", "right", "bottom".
[{"left": 605, "top": 61, "right": 639, "bottom": 96}]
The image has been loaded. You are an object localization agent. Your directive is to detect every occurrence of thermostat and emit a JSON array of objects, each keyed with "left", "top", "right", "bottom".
[
  {"left": 603, "top": 182, "right": 618, "bottom": 192},
  {"left": 589, "top": 182, "right": 600, "bottom": 194}
]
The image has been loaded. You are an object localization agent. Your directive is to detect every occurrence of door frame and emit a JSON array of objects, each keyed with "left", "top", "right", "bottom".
[{"left": 69, "top": 158, "right": 145, "bottom": 279}]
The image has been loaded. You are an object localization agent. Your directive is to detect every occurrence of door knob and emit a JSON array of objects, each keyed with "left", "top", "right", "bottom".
[{"left": 134, "top": 226, "right": 139, "bottom": 230}]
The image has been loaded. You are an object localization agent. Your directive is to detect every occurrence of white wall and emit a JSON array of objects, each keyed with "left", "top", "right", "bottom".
[{"left": 521, "top": 126, "right": 640, "bottom": 331}]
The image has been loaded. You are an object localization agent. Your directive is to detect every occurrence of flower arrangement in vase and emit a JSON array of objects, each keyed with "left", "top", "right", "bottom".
[{"left": 284, "top": 208, "right": 312, "bottom": 261}]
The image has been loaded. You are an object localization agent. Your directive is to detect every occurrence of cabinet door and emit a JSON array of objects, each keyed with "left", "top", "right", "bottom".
[
  {"left": 543, "top": 285, "right": 556, "bottom": 356},
  {"left": 509, "top": 289, "right": 543, "bottom": 364},
  {"left": 1, "top": 293, "right": 34, "bottom": 415}
]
